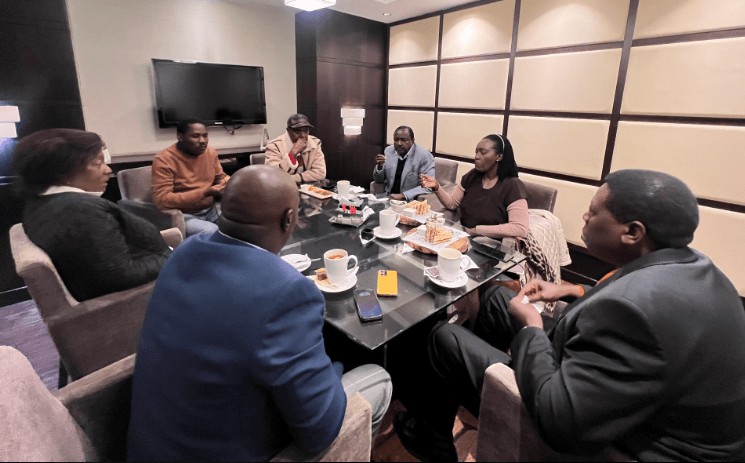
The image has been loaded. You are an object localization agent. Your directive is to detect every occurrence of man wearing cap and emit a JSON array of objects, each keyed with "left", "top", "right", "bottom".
[{"left": 265, "top": 114, "right": 327, "bottom": 184}]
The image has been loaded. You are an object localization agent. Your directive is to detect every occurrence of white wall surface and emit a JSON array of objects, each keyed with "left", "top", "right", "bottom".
[{"left": 66, "top": 0, "right": 297, "bottom": 159}]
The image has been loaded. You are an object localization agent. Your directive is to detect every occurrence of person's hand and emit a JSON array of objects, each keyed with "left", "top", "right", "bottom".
[
  {"left": 517, "top": 279, "right": 567, "bottom": 303},
  {"left": 508, "top": 295, "right": 543, "bottom": 329},
  {"left": 204, "top": 185, "right": 224, "bottom": 198},
  {"left": 290, "top": 136, "right": 308, "bottom": 157},
  {"left": 389, "top": 193, "right": 405, "bottom": 200},
  {"left": 375, "top": 154, "right": 386, "bottom": 167},
  {"left": 420, "top": 174, "right": 439, "bottom": 191}
]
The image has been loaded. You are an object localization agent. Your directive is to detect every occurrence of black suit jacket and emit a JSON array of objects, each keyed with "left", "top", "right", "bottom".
[{"left": 511, "top": 247, "right": 745, "bottom": 461}]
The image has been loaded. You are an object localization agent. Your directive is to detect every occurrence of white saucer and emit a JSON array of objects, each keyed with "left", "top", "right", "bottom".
[
  {"left": 428, "top": 271, "right": 468, "bottom": 289},
  {"left": 373, "top": 226, "right": 402, "bottom": 240},
  {"left": 310, "top": 274, "right": 358, "bottom": 293},
  {"left": 281, "top": 254, "right": 311, "bottom": 272}
]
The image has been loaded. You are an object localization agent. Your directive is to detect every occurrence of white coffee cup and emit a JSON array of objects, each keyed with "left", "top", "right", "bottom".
[
  {"left": 379, "top": 209, "right": 400, "bottom": 235},
  {"left": 299, "top": 184, "right": 311, "bottom": 192},
  {"left": 402, "top": 207, "right": 416, "bottom": 218},
  {"left": 324, "top": 249, "right": 359, "bottom": 285},
  {"left": 390, "top": 199, "right": 406, "bottom": 213},
  {"left": 337, "top": 180, "right": 351, "bottom": 199},
  {"left": 437, "top": 248, "right": 469, "bottom": 282}
]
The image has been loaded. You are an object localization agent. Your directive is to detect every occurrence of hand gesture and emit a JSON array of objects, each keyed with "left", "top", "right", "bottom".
[
  {"left": 290, "top": 136, "right": 308, "bottom": 157},
  {"left": 508, "top": 295, "right": 544, "bottom": 329},
  {"left": 517, "top": 279, "right": 565, "bottom": 303},
  {"left": 375, "top": 154, "right": 386, "bottom": 167},
  {"left": 204, "top": 185, "right": 224, "bottom": 198},
  {"left": 420, "top": 174, "right": 439, "bottom": 190}
]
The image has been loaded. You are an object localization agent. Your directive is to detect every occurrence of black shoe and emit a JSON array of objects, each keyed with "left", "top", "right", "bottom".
[{"left": 393, "top": 411, "right": 458, "bottom": 462}]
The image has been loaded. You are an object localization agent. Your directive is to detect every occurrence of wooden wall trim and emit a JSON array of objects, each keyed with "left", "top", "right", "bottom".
[
  {"left": 502, "top": 0, "right": 521, "bottom": 136},
  {"left": 432, "top": 14, "right": 445, "bottom": 155},
  {"left": 389, "top": 60, "right": 438, "bottom": 69},
  {"left": 619, "top": 114, "right": 745, "bottom": 127},
  {"left": 516, "top": 41, "right": 624, "bottom": 57},
  {"left": 632, "top": 27, "right": 745, "bottom": 47}
]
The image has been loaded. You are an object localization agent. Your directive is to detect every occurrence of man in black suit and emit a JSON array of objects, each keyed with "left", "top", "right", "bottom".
[{"left": 395, "top": 169, "right": 745, "bottom": 462}]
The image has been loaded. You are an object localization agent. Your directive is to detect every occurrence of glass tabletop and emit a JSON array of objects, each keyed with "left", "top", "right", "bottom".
[{"left": 281, "top": 191, "right": 524, "bottom": 351}]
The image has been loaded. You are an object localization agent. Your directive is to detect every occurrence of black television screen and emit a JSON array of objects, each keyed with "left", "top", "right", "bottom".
[{"left": 152, "top": 59, "right": 267, "bottom": 128}]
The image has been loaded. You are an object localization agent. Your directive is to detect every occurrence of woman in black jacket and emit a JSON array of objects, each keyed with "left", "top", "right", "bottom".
[{"left": 12, "top": 128, "right": 171, "bottom": 301}]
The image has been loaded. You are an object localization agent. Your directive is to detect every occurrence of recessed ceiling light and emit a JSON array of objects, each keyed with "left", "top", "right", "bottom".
[
  {"left": 285, "top": 0, "right": 336, "bottom": 12},
  {"left": 375, "top": 0, "right": 398, "bottom": 4},
  {"left": 383, "top": 13, "right": 391, "bottom": 16}
]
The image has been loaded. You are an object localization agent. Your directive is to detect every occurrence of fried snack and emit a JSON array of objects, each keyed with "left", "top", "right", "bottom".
[
  {"left": 406, "top": 200, "right": 430, "bottom": 216},
  {"left": 308, "top": 185, "right": 333, "bottom": 197},
  {"left": 426, "top": 227, "right": 452, "bottom": 244},
  {"left": 315, "top": 268, "right": 328, "bottom": 281}
]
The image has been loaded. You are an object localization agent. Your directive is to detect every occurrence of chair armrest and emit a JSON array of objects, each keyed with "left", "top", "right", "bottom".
[
  {"left": 370, "top": 181, "right": 385, "bottom": 195},
  {"left": 160, "top": 228, "right": 183, "bottom": 248},
  {"left": 117, "top": 199, "right": 182, "bottom": 233},
  {"left": 159, "top": 208, "right": 186, "bottom": 237},
  {"left": 271, "top": 393, "right": 372, "bottom": 462},
  {"left": 55, "top": 354, "right": 136, "bottom": 463}
]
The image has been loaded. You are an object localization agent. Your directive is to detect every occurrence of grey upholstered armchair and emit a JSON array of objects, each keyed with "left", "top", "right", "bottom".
[
  {"left": 0, "top": 346, "right": 373, "bottom": 462},
  {"left": 117, "top": 165, "right": 186, "bottom": 236}
]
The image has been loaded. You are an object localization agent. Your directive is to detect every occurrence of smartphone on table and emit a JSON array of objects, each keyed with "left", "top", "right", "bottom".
[
  {"left": 354, "top": 289, "right": 383, "bottom": 322},
  {"left": 377, "top": 270, "right": 398, "bottom": 297}
]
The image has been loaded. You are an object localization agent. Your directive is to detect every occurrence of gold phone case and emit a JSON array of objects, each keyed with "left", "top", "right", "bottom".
[{"left": 376, "top": 270, "right": 398, "bottom": 297}]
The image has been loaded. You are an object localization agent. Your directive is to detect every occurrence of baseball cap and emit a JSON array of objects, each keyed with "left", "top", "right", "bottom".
[{"left": 287, "top": 114, "right": 314, "bottom": 129}]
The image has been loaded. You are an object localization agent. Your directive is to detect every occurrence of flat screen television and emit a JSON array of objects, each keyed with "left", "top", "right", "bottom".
[{"left": 152, "top": 59, "right": 267, "bottom": 128}]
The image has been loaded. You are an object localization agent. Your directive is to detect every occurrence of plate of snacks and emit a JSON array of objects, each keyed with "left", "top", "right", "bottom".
[
  {"left": 402, "top": 226, "right": 469, "bottom": 254},
  {"left": 300, "top": 184, "right": 334, "bottom": 199},
  {"left": 398, "top": 200, "right": 440, "bottom": 226}
]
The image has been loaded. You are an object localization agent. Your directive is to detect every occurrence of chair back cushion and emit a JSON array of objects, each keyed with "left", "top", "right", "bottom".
[
  {"left": 523, "top": 181, "right": 558, "bottom": 212},
  {"left": 435, "top": 158, "right": 458, "bottom": 186},
  {"left": 117, "top": 166, "right": 154, "bottom": 202},
  {"left": 9, "top": 223, "right": 77, "bottom": 318},
  {"left": 251, "top": 153, "right": 266, "bottom": 165},
  {"left": 0, "top": 346, "right": 95, "bottom": 461}
]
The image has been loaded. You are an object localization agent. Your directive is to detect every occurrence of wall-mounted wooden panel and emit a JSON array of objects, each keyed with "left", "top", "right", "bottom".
[
  {"left": 520, "top": 173, "right": 598, "bottom": 246},
  {"left": 634, "top": 0, "right": 745, "bottom": 39},
  {"left": 388, "top": 66, "right": 438, "bottom": 107},
  {"left": 508, "top": 116, "right": 608, "bottom": 180},
  {"left": 436, "top": 112, "right": 504, "bottom": 158},
  {"left": 389, "top": 16, "right": 440, "bottom": 65},
  {"left": 441, "top": 0, "right": 515, "bottom": 59},
  {"left": 622, "top": 37, "right": 745, "bottom": 118},
  {"left": 438, "top": 60, "right": 509, "bottom": 109},
  {"left": 517, "top": 0, "right": 629, "bottom": 51},
  {"left": 693, "top": 206, "right": 745, "bottom": 296},
  {"left": 387, "top": 110, "right": 435, "bottom": 151},
  {"left": 613, "top": 122, "right": 745, "bottom": 206},
  {"left": 511, "top": 49, "right": 622, "bottom": 113}
]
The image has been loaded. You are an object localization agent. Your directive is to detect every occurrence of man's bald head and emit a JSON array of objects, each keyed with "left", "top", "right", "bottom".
[{"left": 218, "top": 165, "right": 300, "bottom": 252}]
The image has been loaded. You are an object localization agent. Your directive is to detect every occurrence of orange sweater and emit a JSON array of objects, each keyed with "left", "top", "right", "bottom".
[{"left": 151, "top": 144, "right": 229, "bottom": 214}]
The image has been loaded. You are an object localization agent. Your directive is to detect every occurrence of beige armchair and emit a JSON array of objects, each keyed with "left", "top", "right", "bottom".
[
  {"left": 0, "top": 346, "right": 373, "bottom": 462},
  {"left": 117, "top": 165, "right": 186, "bottom": 236},
  {"left": 477, "top": 363, "right": 629, "bottom": 462},
  {"left": 8, "top": 223, "right": 182, "bottom": 383}
]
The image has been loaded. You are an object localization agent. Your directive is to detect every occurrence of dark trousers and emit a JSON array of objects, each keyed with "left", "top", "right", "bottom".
[{"left": 421, "top": 286, "right": 554, "bottom": 439}]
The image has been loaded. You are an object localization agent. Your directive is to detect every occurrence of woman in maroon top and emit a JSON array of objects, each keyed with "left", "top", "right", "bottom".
[{"left": 420, "top": 134, "right": 529, "bottom": 239}]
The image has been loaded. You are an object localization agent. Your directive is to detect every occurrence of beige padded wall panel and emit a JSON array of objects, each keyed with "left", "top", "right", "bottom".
[
  {"left": 441, "top": 0, "right": 515, "bottom": 59},
  {"left": 511, "top": 49, "right": 622, "bottom": 113},
  {"left": 438, "top": 60, "right": 509, "bottom": 109},
  {"left": 692, "top": 207, "right": 745, "bottom": 296},
  {"left": 517, "top": 0, "right": 629, "bottom": 51},
  {"left": 388, "top": 66, "right": 438, "bottom": 107},
  {"left": 622, "top": 38, "right": 745, "bottom": 118},
  {"left": 520, "top": 173, "right": 598, "bottom": 246},
  {"left": 613, "top": 122, "right": 745, "bottom": 206},
  {"left": 387, "top": 110, "right": 435, "bottom": 151},
  {"left": 436, "top": 112, "right": 505, "bottom": 158},
  {"left": 389, "top": 16, "right": 441, "bottom": 65},
  {"left": 508, "top": 116, "right": 609, "bottom": 180},
  {"left": 455, "top": 160, "right": 474, "bottom": 184},
  {"left": 635, "top": 0, "right": 745, "bottom": 39}
]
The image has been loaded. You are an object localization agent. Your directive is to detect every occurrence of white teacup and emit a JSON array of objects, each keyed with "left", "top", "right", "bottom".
[
  {"left": 337, "top": 180, "right": 351, "bottom": 199},
  {"left": 324, "top": 249, "right": 359, "bottom": 285},
  {"left": 390, "top": 200, "right": 406, "bottom": 213},
  {"left": 379, "top": 209, "right": 400, "bottom": 235},
  {"left": 299, "top": 184, "right": 311, "bottom": 192},
  {"left": 402, "top": 207, "right": 416, "bottom": 218},
  {"left": 437, "top": 248, "right": 469, "bottom": 282}
]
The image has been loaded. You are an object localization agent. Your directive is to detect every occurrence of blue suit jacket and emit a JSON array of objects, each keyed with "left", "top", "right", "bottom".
[
  {"left": 373, "top": 143, "right": 435, "bottom": 200},
  {"left": 127, "top": 232, "right": 346, "bottom": 462}
]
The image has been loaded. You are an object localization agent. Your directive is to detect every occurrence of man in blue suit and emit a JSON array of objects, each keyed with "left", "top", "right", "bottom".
[
  {"left": 128, "top": 165, "right": 391, "bottom": 461},
  {"left": 373, "top": 126, "right": 435, "bottom": 201}
]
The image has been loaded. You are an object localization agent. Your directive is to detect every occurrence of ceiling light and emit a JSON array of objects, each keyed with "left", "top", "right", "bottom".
[
  {"left": 285, "top": 0, "right": 336, "bottom": 12},
  {"left": 375, "top": 0, "right": 398, "bottom": 4},
  {"left": 383, "top": 13, "right": 391, "bottom": 16}
]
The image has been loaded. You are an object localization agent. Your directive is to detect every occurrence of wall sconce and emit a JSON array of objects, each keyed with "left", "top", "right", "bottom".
[
  {"left": 341, "top": 108, "right": 365, "bottom": 136},
  {"left": 0, "top": 106, "right": 20, "bottom": 138},
  {"left": 285, "top": 0, "right": 336, "bottom": 12}
]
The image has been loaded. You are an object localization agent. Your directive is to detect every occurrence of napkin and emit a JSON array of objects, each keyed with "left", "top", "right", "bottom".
[
  {"left": 350, "top": 185, "right": 365, "bottom": 194},
  {"left": 365, "top": 194, "right": 389, "bottom": 203},
  {"left": 401, "top": 244, "right": 415, "bottom": 254},
  {"left": 281, "top": 254, "right": 310, "bottom": 269}
]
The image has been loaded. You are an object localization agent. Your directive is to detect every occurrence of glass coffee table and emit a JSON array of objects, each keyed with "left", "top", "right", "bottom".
[{"left": 281, "top": 192, "right": 525, "bottom": 351}]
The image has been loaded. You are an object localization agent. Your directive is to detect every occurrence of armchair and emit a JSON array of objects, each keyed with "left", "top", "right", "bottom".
[
  {"left": 0, "top": 346, "right": 373, "bottom": 462},
  {"left": 117, "top": 165, "right": 186, "bottom": 236},
  {"left": 9, "top": 223, "right": 181, "bottom": 383}
]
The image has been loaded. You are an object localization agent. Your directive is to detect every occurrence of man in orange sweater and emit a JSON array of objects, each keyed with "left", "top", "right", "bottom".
[{"left": 152, "top": 119, "right": 229, "bottom": 236}]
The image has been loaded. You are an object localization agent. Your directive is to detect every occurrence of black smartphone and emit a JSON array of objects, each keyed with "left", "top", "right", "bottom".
[
  {"left": 354, "top": 289, "right": 383, "bottom": 322},
  {"left": 361, "top": 228, "right": 375, "bottom": 241}
]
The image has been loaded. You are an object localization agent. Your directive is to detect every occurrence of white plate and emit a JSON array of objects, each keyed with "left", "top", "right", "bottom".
[
  {"left": 428, "top": 271, "right": 468, "bottom": 289},
  {"left": 373, "top": 226, "right": 402, "bottom": 240},
  {"left": 281, "top": 254, "right": 311, "bottom": 272},
  {"left": 309, "top": 274, "right": 358, "bottom": 293},
  {"left": 299, "top": 187, "right": 334, "bottom": 200}
]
